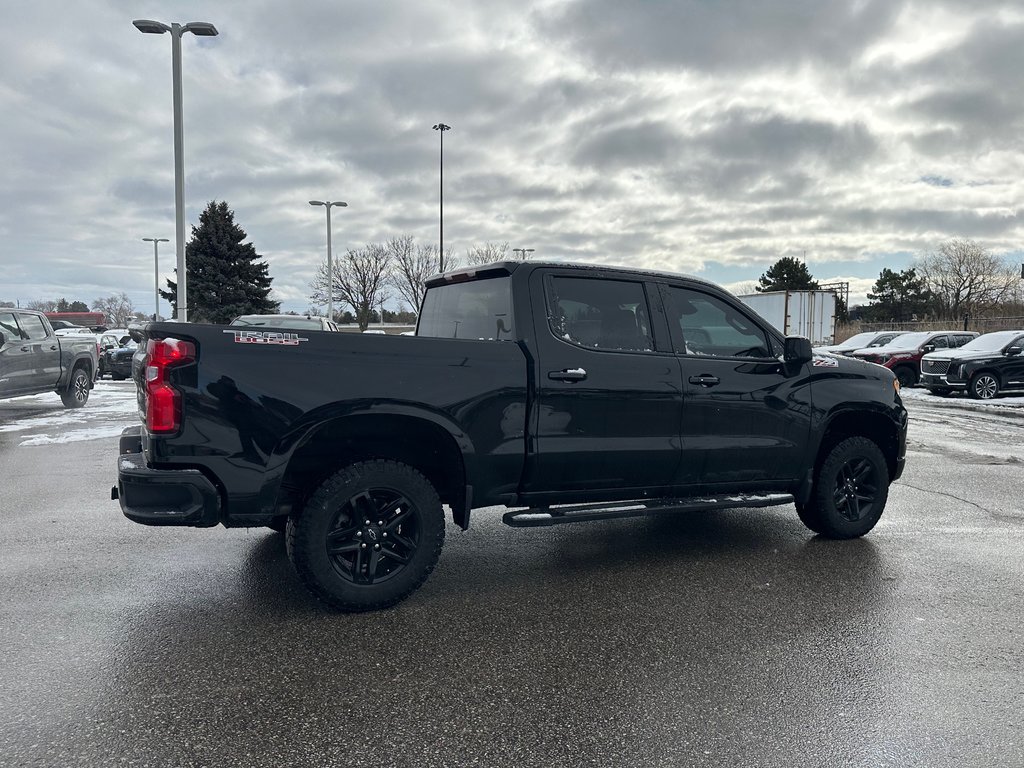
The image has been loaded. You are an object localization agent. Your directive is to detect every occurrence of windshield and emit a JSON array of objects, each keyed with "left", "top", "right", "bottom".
[
  {"left": 957, "top": 331, "right": 1024, "bottom": 352},
  {"left": 875, "top": 331, "right": 930, "bottom": 350},
  {"left": 833, "top": 332, "right": 877, "bottom": 349}
]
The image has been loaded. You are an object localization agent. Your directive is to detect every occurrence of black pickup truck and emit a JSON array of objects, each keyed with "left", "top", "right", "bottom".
[
  {"left": 0, "top": 309, "right": 98, "bottom": 407},
  {"left": 113, "top": 261, "right": 907, "bottom": 611}
]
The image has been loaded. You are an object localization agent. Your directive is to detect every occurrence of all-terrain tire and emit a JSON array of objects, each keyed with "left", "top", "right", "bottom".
[
  {"left": 60, "top": 367, "right": 91, "bottom": 408},
  {"left": 287, "top": 460, "right": 445, "bottom": 612},
  {"left": 798, "top": 436, "right": 889, "bottom": 539}
]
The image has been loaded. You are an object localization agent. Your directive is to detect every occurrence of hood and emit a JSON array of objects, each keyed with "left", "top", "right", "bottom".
[
  {"left": 923, "top": 349, "right": 1002, "bottom": 362},
  {"left": 813, "top": 352, "right": 893, "bottom": 378}
]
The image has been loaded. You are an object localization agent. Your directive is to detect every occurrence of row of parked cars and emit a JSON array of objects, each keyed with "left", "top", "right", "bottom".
[{"left": 816, "top": 329, "right": 1024, "bottom": 400}]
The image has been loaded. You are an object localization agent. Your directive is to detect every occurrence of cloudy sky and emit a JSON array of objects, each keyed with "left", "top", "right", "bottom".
[{"left": 3, "top": 0, "right": 1023, "bottom": 316}]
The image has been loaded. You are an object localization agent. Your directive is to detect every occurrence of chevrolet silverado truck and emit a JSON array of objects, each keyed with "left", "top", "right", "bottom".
[
  {"left": 113, "top": 261, "right": 908, "bottom": 611},
  {"left": 0, "top": 309, "right": 98, "bottom": 407}
]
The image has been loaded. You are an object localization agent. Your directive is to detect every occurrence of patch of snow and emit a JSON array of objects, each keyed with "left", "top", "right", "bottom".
[{"left": 0, "top": 381, "right": 138, "bottom": 446}]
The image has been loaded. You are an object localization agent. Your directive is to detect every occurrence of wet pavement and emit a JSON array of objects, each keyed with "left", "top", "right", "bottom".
[{"left": 1, "top": 388, "right": 1022, "bottom": 767}]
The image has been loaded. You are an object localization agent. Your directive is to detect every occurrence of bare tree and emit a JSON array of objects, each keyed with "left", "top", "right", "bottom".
[
  {"left": 26, "top": 300, "right": 58, "bottom": 312},
  {"left": 916, "top": 238, "right": 1018, "bottom": 317},
  {"left": 93, "top": 293, "right": 136, "bottom": 327},
  {"left": 311, "top": 244, "right": 392, "bottom": 331},
  {"left": 388, "top": 235, "right": 441, "bottom": 314},
  {"left": 464, "top": 241, "right": 509, "bottom": 266}
]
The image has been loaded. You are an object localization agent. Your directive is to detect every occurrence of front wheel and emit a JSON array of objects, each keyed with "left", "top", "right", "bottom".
[
  {"left": 287, "top": 460, "right": 445, "bottom": 611},
  {"left": 60, "top": 367, "right": 91, "bottom": 408},
  {"left": 894, "top": 365, "right": 917, "bottom": 388},
  {"left": 969, "top": 372, "right": 999, "bottom": 400},
  {"left": 799, "top": 436, "right": 889, "bottom": 539}
]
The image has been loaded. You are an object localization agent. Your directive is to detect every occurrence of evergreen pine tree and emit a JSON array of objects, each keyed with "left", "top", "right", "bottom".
[
  {"left": 161, "top": 201, "right": 279, "bottom": 323},
  {"left": 755, "top": 257, "right": 819, "bottom": 293}
]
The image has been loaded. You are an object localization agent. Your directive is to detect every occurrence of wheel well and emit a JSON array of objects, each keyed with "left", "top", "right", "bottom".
[
  {"left": 892, "top": 363, "right": 917, "bottom": 381},
  {"left": 817, "top": 411, "right": 900, "bottom": 481},
  {"left": 970, "top": 368, "right": 1001, "bottom": 383},
  {"left": 72, "top": 359, "right": 93, "bottom": 379},
  {"left": 275, "top": 414, "right": 467, "bottom": 526}
]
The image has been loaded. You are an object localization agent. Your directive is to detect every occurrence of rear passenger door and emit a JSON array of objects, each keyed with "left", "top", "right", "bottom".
[
  {"left": 524, "top": 269, "right": 684, "bottom": 497},
  {"left": 660, "top": 283, "right": 811, "bottom": 486}
]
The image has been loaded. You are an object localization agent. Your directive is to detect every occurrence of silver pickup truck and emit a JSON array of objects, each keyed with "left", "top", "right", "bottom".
[{"left": 0, "top": 309, "right": 98, "bottom": 407}]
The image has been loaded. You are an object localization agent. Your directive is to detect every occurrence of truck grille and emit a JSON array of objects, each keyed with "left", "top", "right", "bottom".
[{"left": 922, "top": 360, "right": 950, "bottom": 375}]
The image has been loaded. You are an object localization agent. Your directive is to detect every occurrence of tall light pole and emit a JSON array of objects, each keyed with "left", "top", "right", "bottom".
[
  {"left": 134, "top": 19, "right": 219, "bottom": 323},
  {"left": 432, "top": 123, "right": 451, "bottom": 271},
  {"left": 142, "top": 237, "right": 170, "bottom": 320},
  {"left": 512, "top": 248, "right": 535, "bottom": 261},
  {"left": 309, "top": 200, "right": 347, "bottom": 322}
]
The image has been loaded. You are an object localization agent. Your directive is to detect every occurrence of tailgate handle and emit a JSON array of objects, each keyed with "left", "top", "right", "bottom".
[
  {"left": 688, "top": 374, "right": 720, "bottom": 387},
  {"left": 549, "top": 368, "right": 587, "bottom": 382}
]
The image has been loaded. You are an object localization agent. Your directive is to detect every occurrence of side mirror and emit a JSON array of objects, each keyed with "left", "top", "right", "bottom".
[
  {"left": 922, "top": 344, "right": 935, "bottom": 353},
  {"left": 784, "top": 336, "right": 813, "bottom": 364},
  {"left": 1006, "top": 346, "right": 1022, "bottom": 357}
]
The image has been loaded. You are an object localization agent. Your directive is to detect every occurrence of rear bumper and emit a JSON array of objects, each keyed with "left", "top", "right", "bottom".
[{"left": 112, "top": 426, "right": 221, "bottom": 527}]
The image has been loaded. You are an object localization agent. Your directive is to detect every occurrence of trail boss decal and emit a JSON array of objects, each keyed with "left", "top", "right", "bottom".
[
  {"left": 223, "top": 330, "right": 309, "bottom": 346},
  {"left": 812, "top": 355, "right": 839, "bottom": 367}
]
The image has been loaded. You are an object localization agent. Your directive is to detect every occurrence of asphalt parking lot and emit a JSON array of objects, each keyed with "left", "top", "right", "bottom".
[{"left": 1, "top": 383, "right": 1022, "bottom": 767}]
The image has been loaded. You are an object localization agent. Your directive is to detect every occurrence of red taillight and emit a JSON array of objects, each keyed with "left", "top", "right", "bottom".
[{"left": 145, "top": 337, "right": 195, "bottom": 433}]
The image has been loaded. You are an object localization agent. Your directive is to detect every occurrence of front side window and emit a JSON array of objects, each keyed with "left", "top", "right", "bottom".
[
  {"left": 664, "top": 286, "right": 773, "bottom": 358},
  {"left": 418, "top": 277, "right": 514, "bottom": 341},
  {"left": 19, "top": 314, "right": 49, "bottom": 341},
  {"left": 545, "top": 276, "right": 654, "bottom": 352},
  {"left": 0, "top": 312, "right": 24, "bottom": 342}
]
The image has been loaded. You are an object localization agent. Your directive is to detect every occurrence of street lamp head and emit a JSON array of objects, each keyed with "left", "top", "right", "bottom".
[
  {"left": 309, "top": 200, "right": 325, "bottom": 206},
  {"left": 433, "top": 123, "right": 452, "bottom": 131},
  {"left": 142, "top": 237, "right": 170, "bottom": 243},
  {"left": 183, "top": 22, "right": 219, "bottom": 37},
  {"left": 330, "top": 201, "right": 348, "bottom": 208},
  {"left": 133, "top": 19, "right": 171, "bottom": 34}
]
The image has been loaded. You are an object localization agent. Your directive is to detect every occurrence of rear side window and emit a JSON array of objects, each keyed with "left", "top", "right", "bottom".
[
  {"left": 418, "top": 277, "right": 514, "bottom": 341},
  {"left": 663, "top": 286, "right": 773, "bottom": 358},
  {"left": 952, "top": 335, "right": 974, "bottom": 347},
  {"left": 545, "top": 276, "right": 655, "bottom": 352},
  {"left": 930, "top": 335, "right": 950, "bottom": 349}
]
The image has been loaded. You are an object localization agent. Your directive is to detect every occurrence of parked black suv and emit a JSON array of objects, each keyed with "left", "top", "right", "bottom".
[{"left": 921, "top": 330, "right": 1024, "bottom": 399}]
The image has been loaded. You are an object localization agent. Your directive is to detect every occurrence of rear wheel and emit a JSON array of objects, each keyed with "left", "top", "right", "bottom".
[
  {"left": 60, "top": 367, "right": 91, "bottom": 408},
  {"left": 287, "top": 460, "right": 445, "bottom": 611},
  {"left": 969, "top": 372, "right": 999, "bottom": 400},
  {"left": 798, "top": 437, "right": 889, "bottom": 539}
]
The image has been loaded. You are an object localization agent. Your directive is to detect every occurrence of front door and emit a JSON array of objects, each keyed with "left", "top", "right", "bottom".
[
  {"left": 659, "top": 283, "right": 812, "bottom": 487},
  {"left": 523, "top": 270, "right": 683, "bottom": 498}
]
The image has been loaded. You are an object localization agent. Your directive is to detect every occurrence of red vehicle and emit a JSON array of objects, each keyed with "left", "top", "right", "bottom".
[{"left": 849, "top": 330, "right": 977, "bottom": 387}]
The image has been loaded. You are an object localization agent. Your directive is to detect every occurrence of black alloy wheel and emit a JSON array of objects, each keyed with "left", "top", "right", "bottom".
[
  {"left": 797, "top": 436, "right": 889, "bottom": 539},
  {"left": 325, "top": 488, "right": 422, "bottom": 585},
  {"left": 969, "top": 373, "right": 999, "bottom": 400},
  {"left": 830, "top": 455, "right": 881, "bottom": 523},
  {"left": 287, "top": 460, "right": 445, "bottom": 611}
]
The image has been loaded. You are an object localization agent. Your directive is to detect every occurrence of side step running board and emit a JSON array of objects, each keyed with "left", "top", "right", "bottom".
[{"left": 502, "top": 494, "right": 794, "bottom": 528}]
